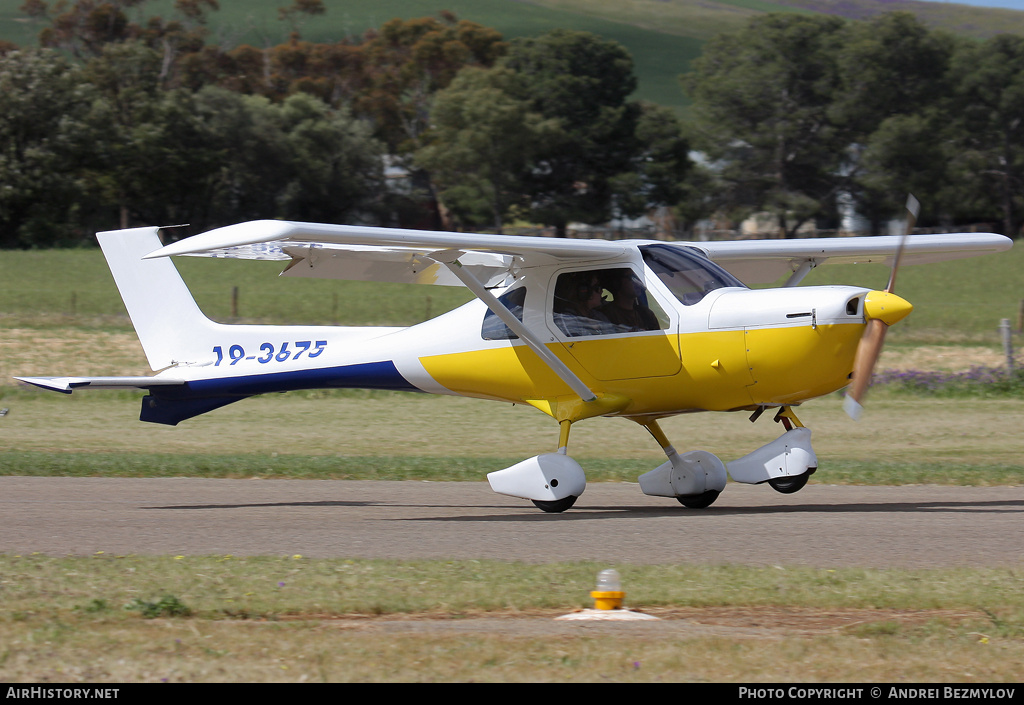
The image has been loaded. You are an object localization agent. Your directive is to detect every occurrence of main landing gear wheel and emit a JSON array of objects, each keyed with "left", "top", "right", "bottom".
[
  {"left": 676, "top": 490, "right": 720, "bottom": 509},
  {"left": 767, "top": 470, "right": 814, "bottom": 494},
  {"left": 532, "top": 496, "right": 578, "bottom": 513}
]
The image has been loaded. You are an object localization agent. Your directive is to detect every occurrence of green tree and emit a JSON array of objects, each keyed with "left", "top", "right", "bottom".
[
  {"left": 609, "top": 102, "right": 690, "bottom": 224},
  {"left": 944, "top": 33, "right": 1024, "bottom": 238},
  {"left": 75, "top": 39, "right": 385, "bottom": 232},
  {"left": 24, "top": 0, "right": 220, "bottom": 89},
  {"left": 187, "top": 87, "right": 292, "bottom": 225},
  {"left": 357, "top": 15, "right": 506, "bottom": 156},
  {"left": 79, "top": 40, "right": 213, "bottom": 228},
  {"left": 833, "top": 13, "right": 958, "bottom": 231},
  {"left": 274, "top": 92, "right": 386, "bottom": 225},
  {"left": 683, "top": 13, "right": 848, "bottom": 237},
  {"left": 415, "top": 66, "right": 555, "bottom": 232},
  {"left": 0, "top": 49, "right": 93, "bottom": 247},
  {"left": 503, "top": 29, "right": 641, "bottom": 236}
]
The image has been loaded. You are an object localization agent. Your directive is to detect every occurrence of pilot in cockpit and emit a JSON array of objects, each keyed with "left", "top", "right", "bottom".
[
  {"left": 599, "top": 269, "right": 660, "bottom": 332},
  {"left": 552, "top": 271, "right": 614, "bottom": 337}
]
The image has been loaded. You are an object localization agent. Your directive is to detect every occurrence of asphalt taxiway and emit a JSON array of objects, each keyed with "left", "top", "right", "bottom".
[{"left": 2, "top": 478, "right": 1022, "bottom": 567}]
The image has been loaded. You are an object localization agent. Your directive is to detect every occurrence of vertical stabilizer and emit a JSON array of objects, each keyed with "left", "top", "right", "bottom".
[{"left": 97, "top": 227, "right": 219, "bottom": 371}]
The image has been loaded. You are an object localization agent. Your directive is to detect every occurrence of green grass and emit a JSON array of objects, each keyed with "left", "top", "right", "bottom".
[
  {"left": 0, "top": 249, "right": 474, "bottom": 328},
  {"left": 1, "top": 392, "right": 1021, "bottom": 484},
  {"left": 795, "top": 246, "right": 1024, "bottom": 345},
  {"left": 3, "top": 554, "right": 1024, "bottom": 616},
  {"left": 1, "top": 554, "right": 1022, "bottom": 682},
  {"left": 4, "top": 449, "right": 1019, "bottom": 485}
]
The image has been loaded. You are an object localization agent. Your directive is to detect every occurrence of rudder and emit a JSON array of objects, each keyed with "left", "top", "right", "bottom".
[{"left": 97, "top": 226, "right": 220, "bottom": 371}]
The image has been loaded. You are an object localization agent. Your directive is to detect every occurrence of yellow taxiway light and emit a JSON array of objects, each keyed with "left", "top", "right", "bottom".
[{"left": 590, "top": 568, "right": 625, "bottom": 610}]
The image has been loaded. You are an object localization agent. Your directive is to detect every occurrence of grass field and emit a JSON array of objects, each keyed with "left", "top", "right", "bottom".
[
  {"left": 2, "top": 393, "right": 1023, "bottom": 485},
  {"left": 1, "top": 555, "right": 1023, "bottom": 682}
]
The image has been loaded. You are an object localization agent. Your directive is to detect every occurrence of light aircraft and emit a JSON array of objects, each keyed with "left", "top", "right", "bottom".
[{"left": 16, "top": 205, "right": 1011, "bottom": 512}]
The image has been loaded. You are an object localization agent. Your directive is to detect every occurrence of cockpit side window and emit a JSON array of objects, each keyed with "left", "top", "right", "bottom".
[
  {"left": 640, "top": 244, "right": 746, "bottom": 306},
  {"left": 481, "top": 286, "right": 527, "bottom": 340},
  {"left": 552, "top": 268, "right": 668, "bottom": 337}
]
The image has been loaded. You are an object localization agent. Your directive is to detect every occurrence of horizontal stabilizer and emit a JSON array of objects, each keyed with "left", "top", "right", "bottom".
[{"left": 14, "top": 376, "right": 185, "bottom": 394}]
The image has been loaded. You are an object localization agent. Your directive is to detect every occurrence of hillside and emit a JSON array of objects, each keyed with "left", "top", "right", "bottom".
[
  {"left": 769, "top": 0, "right": 1024, "bottom": 38},
  {"left": 1, "top": 0, "right": 1023, "bottom": 113},
  {"left": 521, "top": 0, "right": 1024, "bottom": 40}
]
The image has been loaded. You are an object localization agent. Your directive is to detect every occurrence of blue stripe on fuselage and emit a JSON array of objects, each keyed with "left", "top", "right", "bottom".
[{"left": 140, "top": 360, "right": 419, "bottom": 425}]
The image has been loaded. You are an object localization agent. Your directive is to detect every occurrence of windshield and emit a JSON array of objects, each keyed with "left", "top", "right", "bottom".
[{"left": 640, "top": 244, "right": 746, "bottom": 306}]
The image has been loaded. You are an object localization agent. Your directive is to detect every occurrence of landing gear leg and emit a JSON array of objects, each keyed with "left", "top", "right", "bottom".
[
  {"left": 529, "top": 420, "right": 580, "bottom": 513},
  {"left": 768, "top": 406, "right": 817, "bottom": 494}
]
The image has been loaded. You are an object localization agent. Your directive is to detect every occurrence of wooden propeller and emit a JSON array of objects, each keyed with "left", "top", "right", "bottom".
[{"left": 843, "top": 195, "right": 919, "bottom": 420}]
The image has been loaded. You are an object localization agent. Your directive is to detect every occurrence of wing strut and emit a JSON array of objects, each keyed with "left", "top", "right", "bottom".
[
  {"left": 430, "top": 249, "right": 597, "bottom": 403},
  {"left": 783, "top": 259, "right": 818, "bottom": 287}
]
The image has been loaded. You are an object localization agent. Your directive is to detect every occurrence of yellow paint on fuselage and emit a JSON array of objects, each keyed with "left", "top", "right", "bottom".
[
  {"left": 418, "top": 322, "right": 865, "bottom": 419},
  {"left": 561, "top": 333, "right": 681, "bottom": 380},
  {"left": 744, "top": 323, "right": 863, "bottom": 405}
]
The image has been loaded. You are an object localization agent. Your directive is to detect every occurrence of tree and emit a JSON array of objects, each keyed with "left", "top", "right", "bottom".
[
  {"left": 78, "top": 40, "right": 214, "bottom": 228},
  {"left": 415, "top": 66, "right": 556, "bottom": 232},
  {"left": 502, "top": 29, "right": 642, "bottom": 236},
  {"left": 0, "top": 49, "right": 93, "bottom": 246},
  {"left": 833, "top": 12, "right": 958, "bottom": 231},
  {"left": 683, "top": 14, "right": 849, "bottom": 237},
  {"left": 274, "top": 92, "right": 386, "bottom": 225},
  {"left": 609, "top": 102, "right": 691, "bottom": 223},
  {"left": 28, "top": 0, "right": 140, "bottom": 59},
  {"left": 853, "top": 113, "right": 952, "bottom": 232},
  {"left": 944, "top": 33, "right": 1024, "bottom": 237},
  {"left": 357, "top": 15, "right": 506, "bottom": 156}
]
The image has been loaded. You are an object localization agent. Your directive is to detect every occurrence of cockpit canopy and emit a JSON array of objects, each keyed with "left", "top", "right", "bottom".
[{"left": 640, "top": 244, "right": 747, "bottom": 305}]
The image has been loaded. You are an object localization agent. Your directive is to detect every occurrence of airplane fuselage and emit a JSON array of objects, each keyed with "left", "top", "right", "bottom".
[{"left": 129, "top": 243, "right": 870, "bottom": 426}]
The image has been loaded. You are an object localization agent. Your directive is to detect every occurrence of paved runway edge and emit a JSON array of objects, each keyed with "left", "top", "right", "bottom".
[{"left": 2, "top": 478, "right": 1023, "bottom": 567}]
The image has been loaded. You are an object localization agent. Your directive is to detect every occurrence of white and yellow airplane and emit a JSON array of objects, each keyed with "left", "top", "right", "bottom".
[{"left": 16, "top": 209, "right": 1011, "bottom": 512}]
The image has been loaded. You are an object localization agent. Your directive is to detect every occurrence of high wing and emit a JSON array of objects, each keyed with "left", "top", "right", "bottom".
[
  {"left": 146, "top": 220, "right": 631, "bottom": 287},
  {"left": 146, "top": 220, "right": 1012, "bottom": 288},
  {"left": 146, "top": 220, "right": 637, "bottom": 402},
  {"left": 692, "top": 232, "right": 1012, "bottom": 285}
]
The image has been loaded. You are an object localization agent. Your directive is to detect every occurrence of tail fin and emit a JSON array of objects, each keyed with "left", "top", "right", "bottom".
[{"left": 97, "top": 227, "right": 220, "bottom": 370}]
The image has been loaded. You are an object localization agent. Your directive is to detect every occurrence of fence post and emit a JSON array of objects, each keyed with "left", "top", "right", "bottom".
[
  {"left": 231, "top": 286, "right": 239, "bottom": 318},
  {"left": 1000, "top": 318, "right": 1014, "bottom": 371}
]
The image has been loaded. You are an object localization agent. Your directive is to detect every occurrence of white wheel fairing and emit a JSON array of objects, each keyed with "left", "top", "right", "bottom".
[
  {"left": 638, "top": 450, "right": 727, "bottom": 498},
  {"left": 726, "top": 427, "right": 817, "bottom": 484},
  {"left": 487, "top": 454, "right": 586, "bottom": 502}
]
